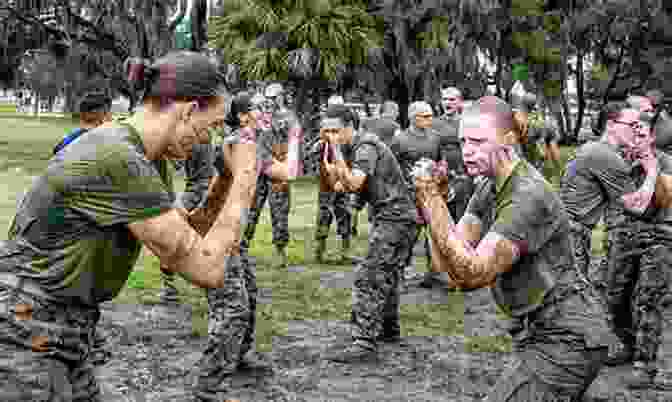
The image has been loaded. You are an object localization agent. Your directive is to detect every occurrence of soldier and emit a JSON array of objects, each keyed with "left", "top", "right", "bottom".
[
  {"left": 415, "top": 96, "right": 617, "bottom": 401},
  {"left": 192, "top": 92, "right": 294, "bottom": 401},
  {"left": 648, "top": 89, "right": 672, "bottom": 155},
  {"left": 321, "top": 104, "right": 415, "bottom": 362},
  {"left": 0, "top": 51, "right": 251, "bottom": 402},
  {"left": 600, "top": 106, "right": 672, "bottom": 389},
  {"left": 390, "top": 101, "right": 446, "bottom": 286},
  {"left": 53, "top": 90, "right": 113, "bottom": 155},
  {"left": 361, "top": 100, "right": 401, "bottom": 148},
  {"left": 429, "top": 87, "right": 475, "bottom": 288},
  {"left": 311, "top": 94, "right": 355, "bottom": 263},
  {"left": 250, "top": 82, "right": 301, "bottom": 268},
  {"left": 239, "top": 92, "right": 295, "bottom": 268}
]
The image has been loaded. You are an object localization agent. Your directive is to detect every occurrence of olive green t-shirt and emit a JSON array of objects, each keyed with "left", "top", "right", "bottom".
[{"left": 2, "top": 119, "right": 175, "bottom": 306}]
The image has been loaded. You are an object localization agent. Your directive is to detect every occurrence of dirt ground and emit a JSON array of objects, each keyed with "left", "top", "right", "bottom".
[{"left": 95, "top": 256, "right": 672, "bottom": 402}]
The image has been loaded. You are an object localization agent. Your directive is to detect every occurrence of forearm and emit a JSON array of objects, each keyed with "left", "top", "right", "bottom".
[
  {"left": 422, "top": 194, "right": 495, "bottom": 288},
  {"left": 266, "top": 159, "right": 289, "bottom": 182}
]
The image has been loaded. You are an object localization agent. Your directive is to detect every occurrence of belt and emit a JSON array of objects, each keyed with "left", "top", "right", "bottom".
[{"left": 0, "top": 272, "right": 58, "bottom": 302}]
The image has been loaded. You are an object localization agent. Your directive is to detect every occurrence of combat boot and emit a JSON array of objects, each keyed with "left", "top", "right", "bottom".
[
  {"left": 314, "top": 237, "right": 327, "bottom": 263},
  {"left": 158, "top": 269, "right": 179, "bottom": 303},
  {"left": 272, "top": 245, "right": 288, "bottom": 268}
]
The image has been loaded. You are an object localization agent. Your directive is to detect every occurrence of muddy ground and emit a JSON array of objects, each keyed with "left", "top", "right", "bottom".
[{"left": 95, "top": 256, "right": 672, "bottom": 402}]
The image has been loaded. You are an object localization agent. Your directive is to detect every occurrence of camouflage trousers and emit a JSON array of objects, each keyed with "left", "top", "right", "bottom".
[
  {"left": 315, "top": 191, "right": 352, "bottom": 240},
  {"left": 0, "top": 281, "right": 101, "bottom": 401},
  {"left": 606, "top": 225, "right": 669, "bottom": 364},
  {"left": 195, "top": 253, "right": 258, "bottom": 394},
  {"left": 488, "top": 270, "right": 614, "bottom": 402},
  {"left": 241, "top": 175, "right": 290, "bottom": 250},
  {"left": 567, "top": 219, "right": 592, "bottom": 280},
  {"left": 351, "top": 220, "right": 414, "bottom": 349}
]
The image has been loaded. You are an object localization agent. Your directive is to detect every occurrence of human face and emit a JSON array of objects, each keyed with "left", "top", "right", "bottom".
[
  {"left": 607, "top": 108, "right": 641, "bottom": 152},
  {"left": 460, "top": 113, "right": 512, "bottom": 177},
  {"left": 320, "top": 117, "right": 353, "bottom": 145},
  {"left": 441, "top": 90, "right": 462, "bottom": 114},
  {"left": 414, "top": 112, "right": 433, "bottom": 129},
  {"left": 169, "top": 97, "right": 225, "bottom": 159}
]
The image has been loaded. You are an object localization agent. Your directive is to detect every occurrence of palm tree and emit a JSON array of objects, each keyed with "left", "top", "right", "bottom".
[{"left": 209, "top": 0, "right": 383, "bottom": 124}]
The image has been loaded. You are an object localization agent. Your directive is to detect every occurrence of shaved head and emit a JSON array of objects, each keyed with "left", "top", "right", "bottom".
[{"left": 461, "top": 96, "right": 514, "bottom": 134}]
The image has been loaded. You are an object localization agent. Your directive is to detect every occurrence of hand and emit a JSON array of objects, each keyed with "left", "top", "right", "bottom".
[
  {"left": 176, "top": 207, "right": 190, "bottom": 221},
  {"left": 322, "top": 148, "right": 337, "bottom": 177},
  {"left": 655, "top": 174, "right": 672, "bottom": 209},
  {"left": 638, "top": 151, "right": 658, "bottom": 175},
  {"left": 333, "top": 181, "right": 345, "bottom": 192},
  {"left": 415, "top": 175, "right": 441, "bottom": 208}
]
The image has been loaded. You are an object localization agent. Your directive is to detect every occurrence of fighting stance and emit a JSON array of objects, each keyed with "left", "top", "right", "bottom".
[
  {"left": 190, "top": 91, "right": 295, "bottom": 401},
  {"left": 600, "top": 106, "right": 672, "bottom": 388},
  {"left": 311, "top": 94, "right": 355, "bottom": 262},
  {"left": 0, "top": 51, "right": 251, "bottom": 402},
  {"left": 416, "top": 96, "right": 617, "bottom": 401},
  {"left": 245, "top": 83, "right": 301, "bottom": 267},
  {"left": 321, "top": 104, "right": 416, "bottom": 362},
  {"left": 390, "top": 101, "right": 445, "bottom": 284}
]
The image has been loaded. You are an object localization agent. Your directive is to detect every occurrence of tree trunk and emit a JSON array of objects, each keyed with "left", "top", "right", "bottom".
[{"left": 572, "top": 49, "right": 586, "bottom": 144}]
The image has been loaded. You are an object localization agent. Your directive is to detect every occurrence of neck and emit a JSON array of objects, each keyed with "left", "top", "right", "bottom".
[{"left": 127, "top": 111, "right": 167, "bottom": 160}]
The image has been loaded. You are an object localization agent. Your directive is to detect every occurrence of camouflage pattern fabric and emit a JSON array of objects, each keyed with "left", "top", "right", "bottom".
[
  {"left": 0, "top": 285, "right": 101, "bottom": 401},
  {"left": 241, "top": 175, "right": 290, "bottom": 251},
  {"left": 315, "top": 191, "right": 352, "bottom": 240},
  {"left": 351, "top": 221, "right": 415, "bottom": 349},
  {"left": 194, "top": 253, "right": 258, "bottom": 400}
]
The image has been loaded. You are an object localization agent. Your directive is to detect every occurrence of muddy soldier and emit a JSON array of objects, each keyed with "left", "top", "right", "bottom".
[
  {"left": 599, "top": 105, "right": 672, "bottom": 389},
  {"left": 415, "top": 96, "right": 617, "bottom": 401},
  {"left": 0, "top": 52, "right": 255, "bottom": 402},
  {"left": 191, "top": 91, "right": 295, "bottom": 402},
  {"left": 311, "top": 95, "right": 355, "bottom": 263},
  {"left": 390, "top": 101, "right": 446, "bottom": 285},
  {"left": 320, "top": 104, "right": 415, "bottom": 363}
]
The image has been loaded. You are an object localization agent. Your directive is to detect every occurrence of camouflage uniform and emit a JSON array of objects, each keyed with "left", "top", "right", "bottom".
[
  {"left": 240, "top": 107, "right": 299, "bottom": 265},
  {"left": 195, "top": 129, "right": 272, "bottom": 401},
  {"left": 605, "top": 154, "right": 672, "bottom": 377},
  {"left": 465, "top": 161, "right": 616, "bottom": 402},
  {"left": 160, "top": 142, "right": 215, "bottom": 301},
  {"left": 0, "top": 119, "right": 175, "bottom": 401},
  {"left": 327, "top": 132, "right": 415, "bottom": 358}
]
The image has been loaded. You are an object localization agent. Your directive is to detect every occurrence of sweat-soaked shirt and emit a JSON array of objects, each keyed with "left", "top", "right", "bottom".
[{"left": 3, "top": 119, "right": 175, "bottom": 306}]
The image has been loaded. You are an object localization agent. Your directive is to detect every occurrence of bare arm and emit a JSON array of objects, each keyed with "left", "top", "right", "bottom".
[
  {"left": 128, "top": 141, "right": 257, "bottom": 288},
  {"left": 418, "top": 181, "right": 517, "bottom": 289},
  {"left": 332, "top": 145, "right": 367, "bottom": 192}
]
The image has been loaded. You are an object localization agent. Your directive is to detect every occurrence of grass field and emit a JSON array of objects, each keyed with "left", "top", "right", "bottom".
[{"left": 0, "top": 116, "right": 605, "bottom": 355}]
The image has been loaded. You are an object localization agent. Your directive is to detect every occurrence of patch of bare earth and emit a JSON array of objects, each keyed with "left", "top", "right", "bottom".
[{"left": 95, "top": 255, "right": 672, "bottom": 401}]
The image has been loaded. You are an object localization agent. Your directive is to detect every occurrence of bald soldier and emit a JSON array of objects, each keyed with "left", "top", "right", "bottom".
[{"left": 416, "top": 96, "right": 617, "bottom": 401}]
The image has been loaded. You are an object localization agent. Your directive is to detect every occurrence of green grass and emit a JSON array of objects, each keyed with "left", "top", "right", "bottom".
[{"left": 0, "top": 117, "right": 605, "bottom": 354}]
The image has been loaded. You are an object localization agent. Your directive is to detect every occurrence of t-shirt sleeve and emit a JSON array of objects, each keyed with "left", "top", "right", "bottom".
[
  {"left": 584, "top": 146, "right": 638, "bottom": 204},
  {"left": 59, "top": 146, "right": 174, "bottom": 227},
  {"left": 352, "top": 143, "right": 378, "bottom": 176},
  {"left": 490, "top": 186, "right": 561, "bottom": 256}
]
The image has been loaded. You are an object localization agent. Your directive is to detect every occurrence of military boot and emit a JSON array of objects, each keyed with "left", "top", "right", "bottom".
[
  {"left": 272, "top": 245, "right": 288, "bottom": 269},
  {"left": 159, "top": 268, "right": 179, "bottom": 303},
  {"left": 314, "top": 237, "right": 327, "bottom": 263}
]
